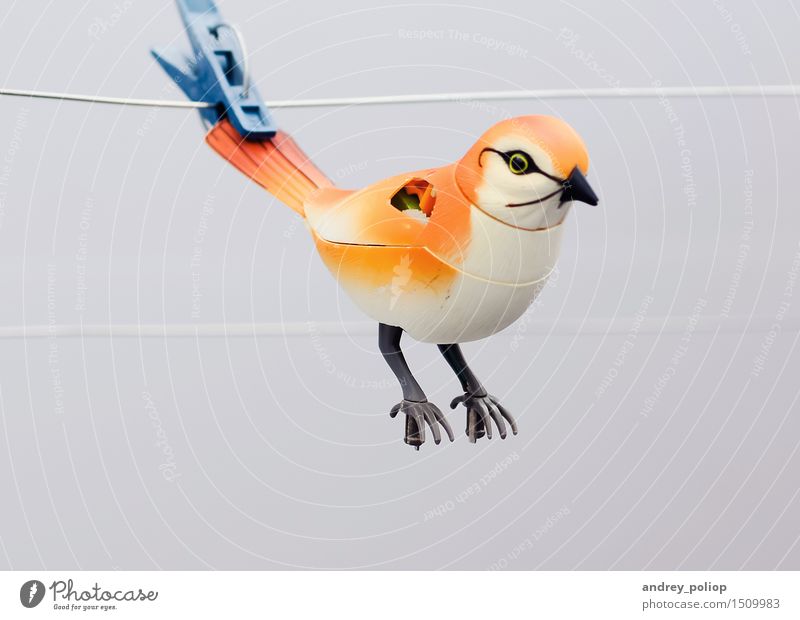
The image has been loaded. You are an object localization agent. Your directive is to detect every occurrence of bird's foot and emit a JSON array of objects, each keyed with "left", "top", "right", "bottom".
[
  {"left": 450, "top": 392, "right": 518, "bottom": 443},
  {"left": 390, "top": 400, "right": 455, "bottom": 449}
]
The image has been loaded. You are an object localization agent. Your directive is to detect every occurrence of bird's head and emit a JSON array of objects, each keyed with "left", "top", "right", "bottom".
[{"left": 455, "top": 115, "right": 598, "bottom": 230}]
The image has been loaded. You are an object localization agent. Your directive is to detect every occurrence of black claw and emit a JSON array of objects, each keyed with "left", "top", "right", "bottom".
[
  {"left": 403, "top": 411, "right": 422, "bottom": 447},
  {"left": 390, "top": 400, "right": 453, "bottom": 448},
  {"left": 430, "top": 404, "right": 455, "bottom": 442},
  {"left": 490, "top": 395, "right": 518, "bottom": 435},
  {"left": 486, "top": 401, "right": 507, "bottom": 439},
  {"left": 465, "top": 408, "right": 484, "bottom": 442},
  {"left": 475, "top": 401, "right": 492, "bottom": 439},
  {"left": 421, "top": 408, "right": 441, "bottom": 444},
  {"left": 452, "top": 393, "right": 515, "bottom": 443}
]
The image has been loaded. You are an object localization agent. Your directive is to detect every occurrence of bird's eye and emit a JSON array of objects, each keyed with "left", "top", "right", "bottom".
[
  {"left": 507, "top": 151, "right": 531, "bottom": 175},
  {"left": 478, "top": 147, "right": 542, "bottom": 176}
]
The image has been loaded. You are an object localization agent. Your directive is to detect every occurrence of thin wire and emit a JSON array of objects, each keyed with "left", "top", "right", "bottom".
[
  {"left": 0, "top": 84, "right": 798, "bottom": 111},
  {"left": 0, "top": 316, "right": 797, "bottom": 339},
  {"left": 0, "top": 322, "right": 370, "bottom": 339},
  {"left": 266, "top": 85, "right": 800, "bottom": 109},
  {"left": 0, "top": 88, "right": 211, "bottom": 109}
]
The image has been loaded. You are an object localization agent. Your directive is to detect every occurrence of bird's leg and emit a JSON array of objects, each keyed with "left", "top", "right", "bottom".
[
  {"left": 438, "top": 343, "right": 487, "bottom": 397},
  {"left": 379, "top": 323, "right": 426, "bottom": 402},
  {"left": 379, "top": 323, "right": 454, "bottom": 448},
  {"left": 438, "top": 343, "right": 487, "bottom": 441},
  {"left": 438, "top": 344, "right": 518, "bottom": 443}
]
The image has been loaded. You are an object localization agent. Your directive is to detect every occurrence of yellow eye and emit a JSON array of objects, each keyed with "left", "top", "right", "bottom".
[{"left": 508, "top": 152, "right": 530, "bottom": 174}]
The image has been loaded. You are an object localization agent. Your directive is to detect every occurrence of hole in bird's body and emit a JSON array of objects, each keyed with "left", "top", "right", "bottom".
[{"left": 390, "top": 178, "right": 436, "bottom": 220}]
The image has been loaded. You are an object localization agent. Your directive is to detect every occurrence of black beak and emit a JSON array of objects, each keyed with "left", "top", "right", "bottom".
[{"left": 560, "top": 167, "right": 598, "bottom": 206}]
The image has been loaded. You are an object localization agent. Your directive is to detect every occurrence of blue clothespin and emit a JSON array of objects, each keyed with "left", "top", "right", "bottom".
[{"left": 151, "top": 0, "right": 276, "bottom": 140}]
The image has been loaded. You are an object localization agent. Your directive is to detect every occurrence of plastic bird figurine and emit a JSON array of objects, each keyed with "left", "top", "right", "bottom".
[{"left": 154, "top": 0, "right": 599, "bottom": 448}]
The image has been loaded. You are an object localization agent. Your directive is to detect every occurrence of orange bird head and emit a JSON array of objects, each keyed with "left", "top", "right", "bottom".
[{"left": 455, "top": 115, "right": 598, "bottom": 230}]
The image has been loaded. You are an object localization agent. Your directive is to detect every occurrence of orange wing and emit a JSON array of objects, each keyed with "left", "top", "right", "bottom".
[
  {"left": 304, "top": 173, "right": 430, "bottom": 248},
  {"left": 304, "top": 164, "right": 473, "bottom": 264}
]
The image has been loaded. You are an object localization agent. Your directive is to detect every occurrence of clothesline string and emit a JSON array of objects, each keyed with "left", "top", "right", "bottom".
[
  {"left": 0, "top": 84, "right": 798, "bottom": 110},
  {"left": 1, "top": 316, "right": 798, "bottom": 339}
]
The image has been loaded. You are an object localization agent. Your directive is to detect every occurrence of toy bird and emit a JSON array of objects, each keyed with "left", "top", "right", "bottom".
[{"left": 154, "top": 0, "right": 598, "bottom": 448}]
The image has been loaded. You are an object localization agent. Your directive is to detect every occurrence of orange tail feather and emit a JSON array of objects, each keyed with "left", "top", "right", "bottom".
[{"left": 205, "top": 119, "right": 333, "bottom": 216}]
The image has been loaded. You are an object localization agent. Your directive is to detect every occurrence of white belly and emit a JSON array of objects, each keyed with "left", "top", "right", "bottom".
[
  {"left": 405, "top": 271, "right": 553, "bottom": 342},
  {"left": 337, "top": 214, "right": 565, "bottom": 343}
]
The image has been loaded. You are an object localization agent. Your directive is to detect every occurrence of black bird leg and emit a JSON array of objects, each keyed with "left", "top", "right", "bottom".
[
  {"left": 438, "top": 344, "right": 518, "bottom": 443},
  {"left": 378, "top": 323, "right": 454, "bottom": 448}
]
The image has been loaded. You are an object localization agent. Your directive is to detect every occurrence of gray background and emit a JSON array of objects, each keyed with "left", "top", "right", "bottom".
[{"left": 0, "top": 0, "right": 799, "bottom": 570}]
